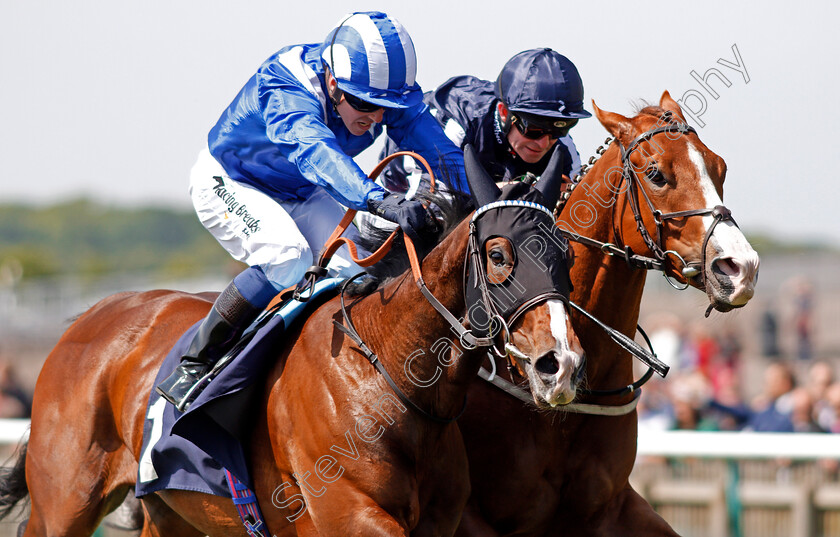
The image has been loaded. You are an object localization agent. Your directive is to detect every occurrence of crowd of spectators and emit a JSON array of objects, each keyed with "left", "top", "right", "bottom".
[
  {"left": 0, "top": 349, "right": 31, "bottom": 419},
  {"left": 637, "top": 308, "right": 837, "bottom": 435}
]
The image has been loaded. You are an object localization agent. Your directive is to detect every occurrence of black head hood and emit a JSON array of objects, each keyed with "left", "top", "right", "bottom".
[{"left": 462, "top": 146, "right": 573, "bottom": 338}]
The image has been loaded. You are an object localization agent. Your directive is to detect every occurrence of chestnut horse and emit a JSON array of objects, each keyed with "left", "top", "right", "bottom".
[
  {"left": 0, "top": 148, "right": 584, "bottom": 536},
  {"left": 455, "top": 92, "right": 760, "bottom": 536}
]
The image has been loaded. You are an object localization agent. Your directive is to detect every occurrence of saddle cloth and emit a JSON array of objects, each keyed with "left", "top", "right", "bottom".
[{"left": 135, "top": 278, "right": 343, "bottom": 498}]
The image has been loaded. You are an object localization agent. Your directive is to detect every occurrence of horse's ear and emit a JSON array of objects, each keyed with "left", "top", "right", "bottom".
[
  {"left": 592, "top": 101, "right": 635, "bottom": 145},
  {"left": 464, "top": 143, "right": 501, "bottom": 207},
  {"left": 659, "top": 90, "right": 688, "bottom": 124},
  {"left": 533, "top": 144, "right": 564, "bottom": 209}
]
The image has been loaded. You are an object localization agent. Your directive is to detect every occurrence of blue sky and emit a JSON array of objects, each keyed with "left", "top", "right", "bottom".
[{"left": 2, "top": 1, "right": 838, "bottom": 245}]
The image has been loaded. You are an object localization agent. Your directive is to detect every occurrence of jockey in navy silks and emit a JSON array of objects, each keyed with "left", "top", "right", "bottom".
[
  {"left": 157, "top": 11, "right": 468, "bottom": 407},
  {"left": 380, "top": 48, "right": 591, "bottom": 196}
]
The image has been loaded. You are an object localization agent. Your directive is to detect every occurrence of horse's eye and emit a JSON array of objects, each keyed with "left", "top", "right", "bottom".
[
  {"left": 489, "top": 250, "right": 505, "bottom": 265},
  {"left": 647, "top": 169, "right": 669, "bottom": 188}
]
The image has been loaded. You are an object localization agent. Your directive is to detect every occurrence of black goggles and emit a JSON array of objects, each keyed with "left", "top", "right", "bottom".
[
  {"left": 341, "top": 90, "right": 384, "bottom": 113},
  {"left": 511, "top": 114, "right": 578, "bottom": 140}
]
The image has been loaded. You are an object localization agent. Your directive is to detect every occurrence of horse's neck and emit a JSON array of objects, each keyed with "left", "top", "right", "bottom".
[
  {"left": 353, "top": 220, "right": 481, "bottom": 416},
  {"left": 564, "top": 146, "right": 648, "bottom": 385}
]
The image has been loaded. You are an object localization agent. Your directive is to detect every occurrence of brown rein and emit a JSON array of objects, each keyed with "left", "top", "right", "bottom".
[{"left": 315, "top": 150, "right": 436, "bottom": 273}]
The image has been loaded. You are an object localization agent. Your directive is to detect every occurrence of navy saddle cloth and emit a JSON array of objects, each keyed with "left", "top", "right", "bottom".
[{"left": 136, "top": 278, "right": 343, "bottom": 498}]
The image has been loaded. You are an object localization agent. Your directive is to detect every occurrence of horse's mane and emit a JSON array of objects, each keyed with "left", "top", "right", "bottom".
[
  {"left": 570, "top": 101, "right": 669, "bottom": 187},
  {"left": 350, "top": 190, "right": 470, "bottom": 293}
]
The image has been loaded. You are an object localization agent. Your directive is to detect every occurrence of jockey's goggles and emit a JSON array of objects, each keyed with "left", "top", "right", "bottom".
[
  {"left": 511, "top": 113, "right": 578, "bottom": 140},
  {"left": 342, "top": 90, "right": 385, "bottom": 113}
]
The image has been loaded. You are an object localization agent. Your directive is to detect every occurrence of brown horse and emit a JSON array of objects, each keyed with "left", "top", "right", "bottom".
[
  {"left": 0, "top": 148, "right": 584, "bottom": 536},
  {"left": 455, "top": 91, "right": 760, "bottom": 536}
]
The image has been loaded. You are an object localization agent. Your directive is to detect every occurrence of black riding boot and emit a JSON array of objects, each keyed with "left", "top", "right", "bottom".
[{"left": 155, "top": 281, "right": 261, "bottom": 409}]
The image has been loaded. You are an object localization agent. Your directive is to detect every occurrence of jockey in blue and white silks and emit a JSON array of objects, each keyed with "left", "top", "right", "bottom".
[
  {"left": 380, "top": 48, "right": 590, "bottom": 196},
  {"left": 157, "top": 11, "right": 468, "bottom": 409}
]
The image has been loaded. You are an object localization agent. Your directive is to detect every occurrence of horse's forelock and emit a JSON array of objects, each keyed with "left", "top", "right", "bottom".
[{"left": 634, "top": 103, "right": 668, "bottom": 121}]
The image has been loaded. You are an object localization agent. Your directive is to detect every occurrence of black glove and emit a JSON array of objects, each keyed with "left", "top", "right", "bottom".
[{"left": 367, "top": 193, "right": 430, "bottom": 243}]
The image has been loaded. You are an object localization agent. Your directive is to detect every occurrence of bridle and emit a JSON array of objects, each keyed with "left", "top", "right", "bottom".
[
  {"left": 470, "top": 194, "right": 668, "bottom": 416},
  {"left": 480, "top": 287, "right": 668, "bottom": 415},
  {"left": 558, "top": 112, "right": 740, "bottom": 292},
  {"left": 334, "top": 198, "right": 571, "bottom": 424},
  {"left": 305, "top": 150, "right": 577, "bottom": 424},
  {"left": 478, "top": 322, "right": 659, "bottom": 415},
  {"left": 616, "top": 115, "right": 739, "bottom": 289},
  {"left": 485, "top": 112, "right": 743, "bottom": 414}
]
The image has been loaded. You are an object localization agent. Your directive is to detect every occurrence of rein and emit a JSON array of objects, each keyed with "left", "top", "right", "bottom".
[
  {"left": 502, "top": 112, "right": 740, "bottom": 415},
  {"left": 477, "top": 322, "right": 658, "bottom": 415},
  {"left": 477, "top": 313, "right": 664, "bottom": 416},
  {"left": 556, "top": 113, "right": 740, "bottom": 293},
  {"left": 314, "top": 151, "right": 497, "bottom": 423},
  {"left": 292, "top": 151, "right": 432, "bottom": 301},
  {"left": 478, "top": 366, "right": 642, "bottom": 416}
]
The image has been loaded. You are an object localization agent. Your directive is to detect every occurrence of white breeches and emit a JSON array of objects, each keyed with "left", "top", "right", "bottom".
[{"left": 189, "top": 148, "right": 364, "bottom": 290}]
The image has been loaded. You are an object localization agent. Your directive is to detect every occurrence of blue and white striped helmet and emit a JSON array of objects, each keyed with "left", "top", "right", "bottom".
[{"left": 321, "top": 12, "right": 422, "bottom": 109}]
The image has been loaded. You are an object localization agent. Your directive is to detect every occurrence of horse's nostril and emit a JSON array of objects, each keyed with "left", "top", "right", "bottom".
[
  {"left": 535, "top": 353, "right": 559, "bottom": 375},
  {"left": 712, "top": 257, "right": 740, "bottom": 278}
]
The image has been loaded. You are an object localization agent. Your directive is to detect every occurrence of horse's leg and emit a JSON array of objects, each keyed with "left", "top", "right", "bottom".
[
  {"left": 24, "top": 480, "right": 133, "bottom": 537},
  {"left": 152, "top": 490, "right": 248, "bottom": 536},
  {"left": 23, "top": 431, "right": 137, "bottom": 537},
  {"left": 318, "top": 505, "right": 407, "bottom": 537},
  {"left": 22, "top": 291, "right": 211, "bottom": 537},
  {"left": 586, "top": 485, "right": 680, "bottom": 537},
  {"left": 454, "top": 504, "right": 501, "bottom": 537},
  {"left": 411, "top": 431, "right": 472, "bottom": 537},
  {"left": 138, "top": 494, "right": 204, "bottom": 537},
  {"left": 23, "top": 387, "right": 139, "bottom": 537},
  {"left": 101, "top": 492, "right": 144, "bottom": 531},
  {"left": 291, "top": 488, "right": 407, "bottom": 537}
]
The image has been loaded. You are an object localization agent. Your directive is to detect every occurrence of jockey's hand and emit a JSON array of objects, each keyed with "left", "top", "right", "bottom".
[{"left": 367, "top": 193, "right": 431, "bottom": 244}]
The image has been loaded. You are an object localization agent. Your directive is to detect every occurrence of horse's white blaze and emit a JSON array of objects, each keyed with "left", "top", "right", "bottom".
[
  {"left": 545, "top": 300, "right": 580, "bottom": 406},
  {"left": 548, "top": 300, "right": 572, "bottom": 352},
  {"left": 687, "top": 145, "right": 759, "bottom": 304}
]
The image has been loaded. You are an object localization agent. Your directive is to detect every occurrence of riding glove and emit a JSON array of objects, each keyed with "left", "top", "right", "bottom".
[{"left": 367, "top": 193, "right": 431, "bottom": 244}]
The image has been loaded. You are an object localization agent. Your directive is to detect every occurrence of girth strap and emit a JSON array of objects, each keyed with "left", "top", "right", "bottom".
[{"left": 224, "top": 470, "right": 270, "bottom": 537}]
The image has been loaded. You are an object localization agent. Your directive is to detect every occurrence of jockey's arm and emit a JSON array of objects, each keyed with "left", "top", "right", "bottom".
[
  {"left": 383, "top": 102, "right": 470, "bottom": 197},
  {"left": 261, "top": 79, "right": 386, "bottom": 211}
]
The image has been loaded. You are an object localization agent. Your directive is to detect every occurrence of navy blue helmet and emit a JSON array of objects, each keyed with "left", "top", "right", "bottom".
[{"left": 495, "top": 48, "right": 592, "bottom": 120}]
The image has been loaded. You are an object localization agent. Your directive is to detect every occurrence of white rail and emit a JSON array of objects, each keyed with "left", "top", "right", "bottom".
[
  {"left": 0, "top": 421, "right": 837, "bottom": 461},
  {"left": 637, "top": 430, "right": 840, "bottom": 460},
  {"left": 0, "top": 420, "right": 29, "bottom": 445}
]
